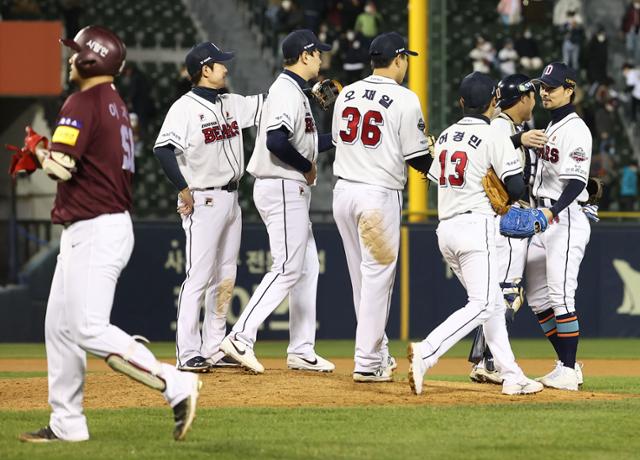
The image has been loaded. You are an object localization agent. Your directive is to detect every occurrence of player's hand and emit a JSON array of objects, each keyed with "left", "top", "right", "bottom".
[
  {"left": 303, "top": 162, "right": 317, "bottom": 186},
  {"left": 177, "top": 187, "right": 194, "bottom": 216},
  {"left": 540, "top": 207, "right": 558, "bottom": 224},
  {"left": 521, "top": 130, "right": 548, "bottom": 149}
]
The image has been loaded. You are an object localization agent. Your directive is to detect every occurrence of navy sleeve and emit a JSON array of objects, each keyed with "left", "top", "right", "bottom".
[
  {"left": 504, "top": 173, "right": 525, "bottom": 201},
  {"left": 406, "top": 155, "right": 433, "bottom": 175},
  {"left": 549, "top": 179, "right": 585, "bottom": 217},
  {"left": 266, "top": 127, "right": 312, "bottom": 173},
  {"left": 318, "top": 133, "right": 333, "bottom": 152},
  {"left": 510, "top": 132, "right": 523, "bottom": 149},
  {"left": 154, "top": 144, "right": 188, "bottom": 191}
]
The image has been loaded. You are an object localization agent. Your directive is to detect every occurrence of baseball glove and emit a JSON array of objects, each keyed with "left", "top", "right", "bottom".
[
  {"left": 499, "top": 206, "right": 549, "bottom": 239},
  {"left": 5, "top": 144, "right": 38, "bottom": 178},
  {"left": 586, "top": 177, "right": 604, "bottom": 205},
  {"left": 309, "top": 79, "right": 342, "bottom": 110},
  {"left": 482, "top": 167, "right": 510, "bottom": 215}
]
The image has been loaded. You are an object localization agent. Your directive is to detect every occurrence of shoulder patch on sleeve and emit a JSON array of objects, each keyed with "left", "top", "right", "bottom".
[
  {"left": 569, "top": 147, "right": 588, "bottom": 162},
  {"left": 52, "top": 125, "right": 80, "bottom": 146}
]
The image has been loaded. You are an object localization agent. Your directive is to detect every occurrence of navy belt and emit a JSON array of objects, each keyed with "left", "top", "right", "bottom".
[{"left": 204, "top": 181, "right": 239, "bottom": 192}]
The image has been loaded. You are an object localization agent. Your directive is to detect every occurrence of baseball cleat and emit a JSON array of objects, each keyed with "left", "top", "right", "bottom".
[
  {"left": 502, "top": 377, "right": 544, "bottom": 395},
  {"left": 384, "top": 356, "right": 398, "bottom": 373},
  {"left": 407, "top": 342, "right": 427, "bottom": 395},
  {"left": 173, "top": 375, "right": 202, "bottom": 441},
  {"left": 352, "top": 368, "right": 393, "bottom": 383},
  {"left": 177, "top": 356, "right": 211, "bottom": 373},
  {"left": 575, "top": 362, "right": 584, "bottom": 386},
  {"left": 469, "top": 362, "right": 503, "bottom": 385},
  {"left": 207, "top": 355, "right": 241, "bottom": 368},
  {"left": 220, "top": 336, "right": 264, "bottom": 374},
  {"left": 19, "top": 426, "right": 61, "bottom": 443},
  {"left": 287, "top": 354, "right": 335, "bottom": 372},
  {"left": 535, "top": 360, "right": 562, "bottom": 383},
  {"left": 539, "top": 364, "right": 579, "bottom": 391}
]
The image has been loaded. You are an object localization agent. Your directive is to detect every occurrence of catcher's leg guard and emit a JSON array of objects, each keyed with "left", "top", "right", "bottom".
[{"left": 106, "top": 354, "right": 167, "bottom": 392}]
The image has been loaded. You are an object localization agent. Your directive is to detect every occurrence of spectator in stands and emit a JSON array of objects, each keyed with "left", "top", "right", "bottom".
[
  {"left": 272, "top": 0, "right": 304, "bottom": 56},
  {"left": 590, "top": 150, "right": 616, "bottom": 209},
  {"left": 585, "top": 25, "right": 609, "bottom": 85},
  {"left": 497, "top": 0, "right": 522, "bottom": 26},
  {"left": 354, "top": 1, "right": 383, "bottom": 47},
  {"left": 1, "top": 0, "right": 42, "bottom": 19},
  {"left": 515, "top": 28, "right": 543, "bottom": 71},
  {"left": 175, "top": 64, "right": 192, "bottom": 99},
  {"left": 340, "top": 29, "right": 368, "bottom": 83},
  {"left": 118, "top": 63, "right": 156, "bottom": 138},
  {"left": 497, "top": 39, "right": 518, "bottom": 77},
  {"left": 622, "top": 0, "right": 640, "bottom": 64},
  {"left": 298, "top": 0, "right": 327, "bottom": 33},
  {"left": 553, "top": 0, "right": 583, "bottom": 29},
  {"left": 562, "top": 10, "right": 584, "bottom": 70},
  {"left": 623, "top": 62, "right": 640, "bottom": 121},
  {"left": 595, "top": 99, "right": 616, "bottom": 155},
  {"left": 619, "top": 159, "right": 639, "bottom": 211},
  {"left": 337, "top": 0, "right": 364, "bottom": 33},
  {"left": 469, "top": 34, "right": 495, "bottom": 74},
  {"left": 318, "top": 22, "right": 339, "bottom": 75}
]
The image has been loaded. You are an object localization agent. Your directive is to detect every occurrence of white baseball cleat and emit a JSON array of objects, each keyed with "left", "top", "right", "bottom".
[
  {"left": 538, "top": 362, "right": 579, "bottom": 391},
  {"left": 384, "top": 356, "right": 398, "bottom": 373},
  {"left": 287, "top": 354, "right": 335, "bottom": 372},
  {"left": 469, "top": 361, "right": 503, "bottom": 385},
  {"left": 575, "top": 362, "right": 584, "bottom": 386},
  {"left": 502, "top": 377, "right": 544, "bottom": 395},
  {"left": 407, "top": 342, "right": 427, "bottom": 395},
  {"left": 352, "top": 367, "right": 393, "bottom": 383},
  {"left": 219, "top": 336, "right": 264, "bottom": 374}
]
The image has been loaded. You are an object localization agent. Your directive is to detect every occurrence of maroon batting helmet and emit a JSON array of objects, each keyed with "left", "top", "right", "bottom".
[{"left": 60, "top": 25, "right": 127, "bottom": 78}]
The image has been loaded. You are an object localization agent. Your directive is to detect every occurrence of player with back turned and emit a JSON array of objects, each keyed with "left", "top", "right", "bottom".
[
  {"left": 332, "top": 32, "right": 432, "bottom": 382},
  {"left": 407, "top": 72, "right": 546, "bottom": 396},
  {"left": 11, "top": 26, "right": 200, "bottom": 443},
  {"left": 526, "top": 62, "right": 592, "bottom": 391}
]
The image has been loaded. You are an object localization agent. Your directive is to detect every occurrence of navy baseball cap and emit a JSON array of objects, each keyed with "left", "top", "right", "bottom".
[
  {"left": 459, "top": 72, "right": 496, "bottom": 108},
  {"left": 282, "top": 29, "right": 331, "bottom": 60},
  {"left": 369, "top": 32, "right": 418, "bottom": 58},
  {"left": 185, "top": 42, "right": 234, "bottom": 77},
  {"left": 532, "top": 62, "right": 577, "bottom": 88}
]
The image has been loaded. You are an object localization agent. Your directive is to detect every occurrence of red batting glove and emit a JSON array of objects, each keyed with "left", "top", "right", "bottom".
[{"left": 23, "top": 126, "right": 48, "bottom": 154}]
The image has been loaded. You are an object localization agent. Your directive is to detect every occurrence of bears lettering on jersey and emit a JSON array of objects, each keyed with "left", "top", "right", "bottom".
[
  {"left": 202, "top": 121, "right": 240, "bottom": 144},
  {"left": 535, "top": 145, "right": 559, "bottom": 163},
  {"left": 304, "top": 114, "right": 316, "bottom": 133}
]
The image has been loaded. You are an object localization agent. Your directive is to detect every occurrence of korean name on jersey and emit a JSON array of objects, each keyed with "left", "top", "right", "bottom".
[
  {"left": 427, "top": 117, "right": 522, "bottom": 220},
  {"left": 332, "top": 75, "right": 429, "bottom": 190}
]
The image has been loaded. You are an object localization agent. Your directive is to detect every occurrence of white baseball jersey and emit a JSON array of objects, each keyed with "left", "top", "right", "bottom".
[
  {"left": 247, "top": 72, "right": 318, "bottom": 182},
  {"left": 492, "top": 113, "right": 526, "bottom": 167},
  {"left": 154, "top": 92, "right": 264, "bottom": 188},
  {"left": 532, "top": 112, "right": 591, "bottom": 202},
  {"left": 332, "top": 75, "right": 429, "bottom": 189},
  {"left": 427, "top": 116, "right": 522, "bottom": 220}
]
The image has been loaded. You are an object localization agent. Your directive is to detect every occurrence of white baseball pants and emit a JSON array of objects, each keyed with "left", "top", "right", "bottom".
[
  {"left": 526, "top": 201, "right": 591, "bottom": 315},
  {"left": 176, "top": 190, "right": 241, "bottom": 365},
  {"left": 45, "top": 212, "right": 193, "bottom": 441},
  {"left": 230, "top": 178, "right": 318, "bottom": 358},
  {"left": 333, "top": 179, "right": 401, "bottom": 373},
  {"left": 414, "top": 213, "right": 526, "bottom": 385}
]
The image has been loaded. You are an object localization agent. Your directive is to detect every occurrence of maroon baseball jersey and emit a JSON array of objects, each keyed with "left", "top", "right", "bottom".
[{"left": 49, "top": 82, "right": 135, "bottom": 224}]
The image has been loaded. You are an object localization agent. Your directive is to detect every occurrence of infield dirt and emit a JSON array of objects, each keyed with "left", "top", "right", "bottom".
[{"left": 0, "top": 358, "right": 637, "bottom": 411}]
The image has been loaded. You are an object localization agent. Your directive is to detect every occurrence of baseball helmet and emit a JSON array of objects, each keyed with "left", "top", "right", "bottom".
[
  {"left": 495, "top": 74, "right": 535, "bottom": 109},
  {"left": 60, "top": 25, "right": 127, "bottom": 78}
]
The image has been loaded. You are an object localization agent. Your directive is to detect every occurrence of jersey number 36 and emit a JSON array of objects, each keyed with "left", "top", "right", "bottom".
[
  {"left": 439, "top": 150, "right": 468, "bottom": 187},
  {"left": 339, "top": 107, "right": 383, "bottom": 148}
]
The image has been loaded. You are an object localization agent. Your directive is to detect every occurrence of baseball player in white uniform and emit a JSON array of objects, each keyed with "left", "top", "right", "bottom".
[
  {"left": 154, "top": 42, "right": 265, "bottom": 372},
  {"left": 408, "top": 72, "right": 545, "bottom": 396},
  {"left": 527, "top": 62, "right": 592, "bottom": 391},
  {"left": 220, "top": 29, "right": 335, "bottom": 374},
  {"left": 332, "top": 32, "right": 431, "bottom": 382},
  {"left": 469, "top": 74, "right": 547, "bottom": 384}
]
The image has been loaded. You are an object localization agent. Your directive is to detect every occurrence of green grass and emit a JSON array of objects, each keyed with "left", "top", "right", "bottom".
[
  {"left": 2, "top": 402, "right": 640, "bottom": 460},
  {"left": 2, "top": 338, "right": 639, "bottom": 360},
  {"left": 1, "top": 339, "right": 639, "bottom": 459}
]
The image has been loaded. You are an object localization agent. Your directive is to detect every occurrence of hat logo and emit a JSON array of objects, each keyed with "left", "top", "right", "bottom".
[
  {"left": 200, "top": 56, "right": 212, "bottom": 65},
  {"left": 303, "top": 43, "right": 315, "bottom": 50},
  {"left": 395, "top": 48, "right": 405, "bottom": 54},
  {"left": 495, "top": 87, "right": 502, "bottom": 99},
  {"left": 211, "top": 43, "right": 219, "bottom": 51},
  {"left": 544, "top": 65, "right": 553, "bottom": 75}
]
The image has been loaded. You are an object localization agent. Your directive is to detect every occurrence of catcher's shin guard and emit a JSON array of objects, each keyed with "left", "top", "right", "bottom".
[{"left": 106, "top": 354, "right": 167, "bottom": 391}]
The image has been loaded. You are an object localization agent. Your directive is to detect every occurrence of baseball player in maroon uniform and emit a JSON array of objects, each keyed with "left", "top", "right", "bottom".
[{"left": 17, "top": 26, "right": 200, "bottom": 443}]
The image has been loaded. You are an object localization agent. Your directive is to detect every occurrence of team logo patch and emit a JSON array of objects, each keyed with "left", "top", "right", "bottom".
[
  {"left": 57, "top": 117, "right": 82, "bottom": 128},
  {"left": 417, "top": 118, "right": 426, "bottom": 131},
  {"left": 205, "top": 197, "right": 214, "bottom": 206},
  {"left": 570, "top": 147, "right": 588, "bottom": 162},
  {"left": 199, "top": 114, "right": 205, "bottom": 121},
  {"left": 52, "top": 125, "right": 80, "bottom": 146}
]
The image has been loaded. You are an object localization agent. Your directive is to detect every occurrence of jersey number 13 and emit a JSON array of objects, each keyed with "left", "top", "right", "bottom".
[{"left": 439, "top": 150, "right": 468, "bottom": 187}]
